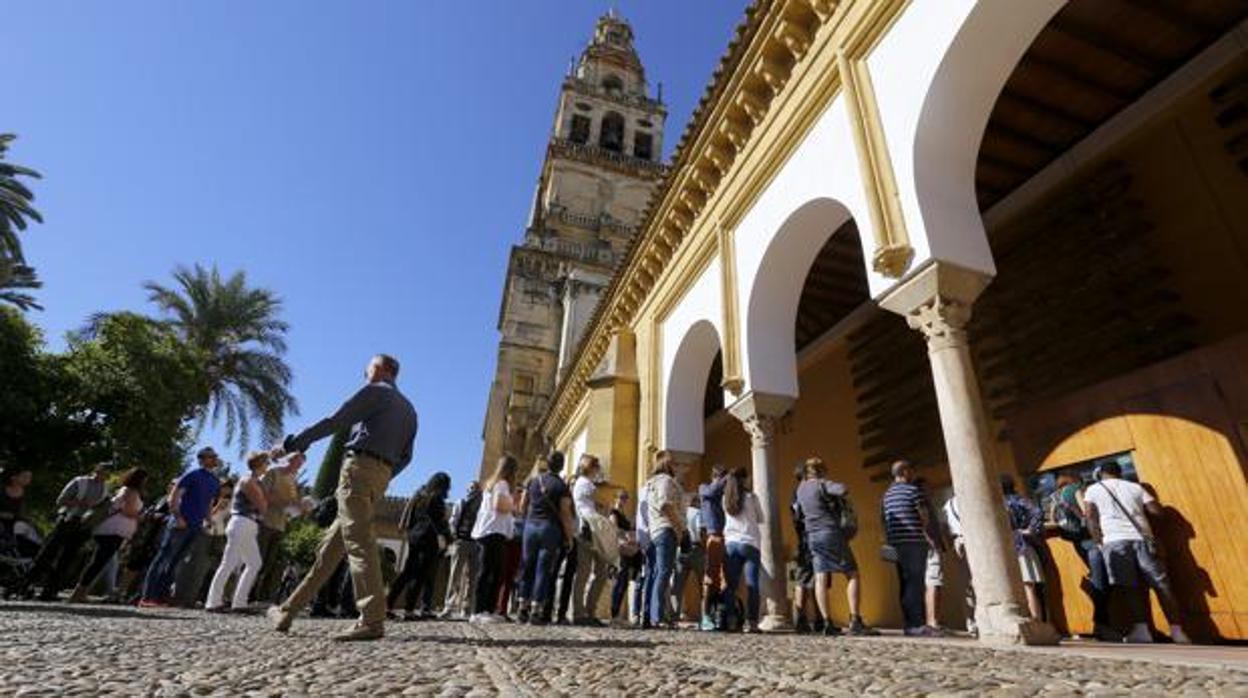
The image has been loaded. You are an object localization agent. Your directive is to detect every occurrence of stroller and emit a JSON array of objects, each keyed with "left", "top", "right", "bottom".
[{"left": 0, "top": 519, "right": 42, "bottom": 598}]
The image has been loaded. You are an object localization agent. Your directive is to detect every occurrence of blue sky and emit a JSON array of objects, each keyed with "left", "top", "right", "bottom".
[{"left": 6, "top": 1, "right": 749, "bottom": 498}]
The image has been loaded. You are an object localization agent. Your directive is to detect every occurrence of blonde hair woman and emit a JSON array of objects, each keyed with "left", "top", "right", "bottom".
[{"left": 205, "top": 452, "right": 269, "bottom": 613}]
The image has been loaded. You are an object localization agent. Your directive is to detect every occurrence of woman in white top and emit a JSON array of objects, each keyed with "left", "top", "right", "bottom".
[
  {"left": 721, "top": 466, "right": 763, "bottom": 633},
  {"left": 570, "top": 454, "right": 609, "bottom": 625},
  {"left": 206, "top": 452, "right": 269, "bottom": 612},
  {"left": 470, "top": 455, "right": 518, "bottom": 622},
  {"left": 69, "top": 468, "right": 148, "bottom": 603}
]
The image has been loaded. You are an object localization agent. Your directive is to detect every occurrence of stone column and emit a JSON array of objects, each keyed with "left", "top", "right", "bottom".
[
  {"left": 729, "top": 391, "right": 794, "bottom": 631},
  {"left": 881, "top": 262, "right": 1058, "bottom": 645}
]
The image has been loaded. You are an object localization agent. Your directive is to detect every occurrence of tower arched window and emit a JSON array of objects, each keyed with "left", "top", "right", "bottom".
[
  {"left": 600, "top": 111, "right": 625, "bottom": 153},
  {"left": 569, "top": 114, "right": 591, "bottom": 144},
  {"left": 602, "top": 74, "right": 624, "bottom": 95}
]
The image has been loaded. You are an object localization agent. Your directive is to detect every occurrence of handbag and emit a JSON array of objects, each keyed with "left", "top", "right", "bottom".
[
  {"left": 879, "top": 543, "right": 899, "bottom": 563},
  {"left": 1097, "top": 481, "right": 1159, "bottom": 556}
]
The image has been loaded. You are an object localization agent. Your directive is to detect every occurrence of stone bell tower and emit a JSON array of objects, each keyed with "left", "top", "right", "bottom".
[{"left": 479, "top": 11, "right": 668, "bottom": 477}]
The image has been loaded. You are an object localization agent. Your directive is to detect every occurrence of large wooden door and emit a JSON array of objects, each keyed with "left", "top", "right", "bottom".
[{"left": 1009, "top": 337, "right": 1248, "bottom": 641}]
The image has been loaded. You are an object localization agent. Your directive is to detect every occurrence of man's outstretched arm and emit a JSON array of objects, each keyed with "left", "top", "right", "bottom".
[{"left": 280, "top": 385, "right": 379, "bottom": 454}]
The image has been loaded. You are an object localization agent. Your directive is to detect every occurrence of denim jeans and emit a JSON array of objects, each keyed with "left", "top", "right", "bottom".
[
  {"left": 636, "top": 541, "right": 656, "bottom": 621},
  {"left": 1077, "top": 538, "right": 1110, "bottom": 626},
  {"left": 722, "top": 541, "right": 761, "bottom": 627},
  {"left": 893, "top": 542, "right": 929, "bottom": 630},
  {"left": 648, "top": 528, "right": 677, "bottom": 625},
  {"left": 142, "top": 523, "right": 200, "bottom": 601},
  {"left": 520, "top": 518, "right": 562, "bottom": 607}
]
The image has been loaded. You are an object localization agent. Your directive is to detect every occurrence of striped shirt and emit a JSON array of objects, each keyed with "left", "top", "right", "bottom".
[{"left": 882, "top": 482, "right": 928, "bottom": 545}]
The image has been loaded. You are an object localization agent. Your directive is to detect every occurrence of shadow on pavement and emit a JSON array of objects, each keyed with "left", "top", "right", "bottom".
[
  {"left": 398, "top": 634, "right": 661, "bottom": 650},
  {"left": 0, "top": 601, "right": 182, "bottom": 621}
]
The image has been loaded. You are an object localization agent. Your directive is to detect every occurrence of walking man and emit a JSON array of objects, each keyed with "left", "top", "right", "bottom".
[
  {"left": 253, "top": 452, "right": 307, "bottom": 603},
  {"left": 21, "top": 462, "right": 110, "bottom": 601},
  {"left": 267, "top": 354, "right": 418, "bottom": 642},
  {"left": 139, "top": 449, "right": 222, "bottom": 607},
  {"left": 439, "top": 480, "right": 483, "bottom": 619}
]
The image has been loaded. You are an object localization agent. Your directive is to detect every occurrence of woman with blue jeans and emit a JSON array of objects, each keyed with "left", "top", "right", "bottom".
[
  {"left": 721, "top": 467, "right": 762, "bottom": 632},
  {"left": 643, "top": 453, "right": 685, "bottom": 628},
  {"left": 517, "top": 452, "right": 573, "bottom": 625}
]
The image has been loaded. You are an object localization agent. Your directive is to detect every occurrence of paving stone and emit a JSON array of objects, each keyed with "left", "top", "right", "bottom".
[{"left": 2, "top": 601, "right": 1247, "bottom": 696}]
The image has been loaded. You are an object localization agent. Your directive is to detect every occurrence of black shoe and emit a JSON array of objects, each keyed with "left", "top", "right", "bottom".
[
  {"left": 555, "top": 616, "right": 570, "bottom": 626},
  {"left": 822, "top": 622, "right": 842, "bottom": 637},
  {"left": 795, "top": 618, "right": 812, "bottom": 635},
  {"left": 812, "top": 617, "right": 826, "bottom": 633},
  {"left": 848, "top": 618, "right": 879, "bottom": 636},
  {"left": 309, "top": 606, "right": 335, "bottom": 619},
  {"left": 517, "top": 607, "right": 530, "bottom": 624},
  {"left": 204, "top": 606, "right": 230, "bottom": 614},
  {"left": 529, "top": 613, "right": 549, "bottom": 626}
]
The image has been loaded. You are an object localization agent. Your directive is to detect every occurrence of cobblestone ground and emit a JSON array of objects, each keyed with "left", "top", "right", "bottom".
[{"left": 2, "top": 602, "right": 1246, "bottom": 697}]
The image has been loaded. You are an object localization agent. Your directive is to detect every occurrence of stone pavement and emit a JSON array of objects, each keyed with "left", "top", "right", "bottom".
[{"left": 2, "top": 601, "right": 1246, "bottom": 696}]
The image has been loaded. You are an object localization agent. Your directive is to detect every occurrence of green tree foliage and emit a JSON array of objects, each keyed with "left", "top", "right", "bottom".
[
  {"left": 0, "top": 134, "right": 44, "bottom": 312},
  {"left": 0, "top": 307, "right": 92, "bottom": 513},
  {"left": 0, "top": 258, "right": 42, "bottom": 312},
  {"left": 279, "top": 518, "right": 324, "bottom": 569},
  {"left": 141, "top": 264, "right": 297, "bottom": 453},
  {"left": 0, "top": 310, "right": 209, "bottom": 522},
  {"left": 312, "top": 428, "right": 350, "bottom": 499},
  {"left": 63, "top": 312, "right": 209, "bottom": 488}
]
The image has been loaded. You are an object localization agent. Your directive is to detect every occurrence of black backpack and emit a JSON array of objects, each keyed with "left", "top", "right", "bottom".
[{"left": 454, "top": 491, "right": 482, "bottom": 540}]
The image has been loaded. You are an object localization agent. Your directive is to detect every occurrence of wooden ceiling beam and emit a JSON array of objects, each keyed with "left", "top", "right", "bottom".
[
  {"left": 999, "top": 88, "right": 1098, "bottom": 130},
  {"left": 1048, "top": 16, "right": 1168, "bottom": 74},
  {"left": 1019, "top": 54, "right": 1136, "bottom": 102}
]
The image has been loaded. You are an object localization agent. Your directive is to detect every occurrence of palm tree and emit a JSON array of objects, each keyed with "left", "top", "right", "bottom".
[
  {"left": 143, "top": 263, "right": 298, "bottom": 452},
  {"left": 0, "top": 257, "right": 42, "bottom": 312},
  {"left": 0, "top": 134, "right": 44, "bottom": 312}
]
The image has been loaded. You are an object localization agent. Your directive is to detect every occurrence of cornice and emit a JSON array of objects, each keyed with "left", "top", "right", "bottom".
[{"left": 539, "top": 0, "right": 910, "bottom": 440}]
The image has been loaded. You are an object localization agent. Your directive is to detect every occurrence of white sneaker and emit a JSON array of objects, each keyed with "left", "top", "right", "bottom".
[
  {"left": 1170, "top": 625, "right": 1192, "bottom": 645},
  {"left": 468, "top": 613, "right": 484, "bottom": 624},
  {"left": 1125, "top": 624, "right": 1154, "bottom": 644}
]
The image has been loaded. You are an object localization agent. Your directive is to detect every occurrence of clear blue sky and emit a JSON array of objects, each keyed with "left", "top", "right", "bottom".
[{"left": 7, "top": 1, "right": 749, "bottom": 498}]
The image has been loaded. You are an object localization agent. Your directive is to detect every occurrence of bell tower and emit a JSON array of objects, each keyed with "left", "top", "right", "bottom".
[{"left": 480, "top": 12, "right": 667, "bottom": 477}]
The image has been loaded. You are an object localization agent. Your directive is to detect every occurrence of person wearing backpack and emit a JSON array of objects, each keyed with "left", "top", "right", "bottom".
[
  {"left": 516, "top": 451, "right": 574, "bottom": 625},
  {"left": 385, "top": 472, "right": 452, "bottom": 621},
  {"left": 796, "top": 457, "right": 876, "bottom": 636},
  {"left": 1083, "top": 461, "right": 1190, "bottom": 644},
  {"left": 1046, "top": 473, "right": 1115, "bottom": 641},
  {"left": 881, "top": 460, "right": 938, "bottom": 637}
]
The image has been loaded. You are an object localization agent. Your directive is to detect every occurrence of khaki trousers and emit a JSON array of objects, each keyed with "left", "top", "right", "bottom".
[{"left": 281, "top": 453, "right": 391, "bottom": 627}]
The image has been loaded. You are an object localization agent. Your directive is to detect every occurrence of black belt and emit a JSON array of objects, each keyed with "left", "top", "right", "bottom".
[{"left": 348, "top": 449, "right": 394, "bottom": 469}]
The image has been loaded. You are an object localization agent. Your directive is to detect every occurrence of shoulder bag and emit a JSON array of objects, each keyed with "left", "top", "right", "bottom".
[{"left": 1096, "top": 482, "right": 1158, "bottom": 557}]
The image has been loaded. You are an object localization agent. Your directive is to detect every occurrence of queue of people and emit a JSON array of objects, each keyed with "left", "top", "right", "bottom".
[{"left": 0, "top": 351, "right": 1198, "bottom": 647}]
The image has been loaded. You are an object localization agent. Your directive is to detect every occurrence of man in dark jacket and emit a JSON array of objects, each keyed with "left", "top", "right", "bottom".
[{"left": 268, "top": 354, "right": 418, "bottom": 642}]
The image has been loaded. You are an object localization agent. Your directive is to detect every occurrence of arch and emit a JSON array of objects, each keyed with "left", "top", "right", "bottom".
[
  {"left": 744, "top": 198, "right": 855, "bottom": 398},
  {"left": 664, "top": 319, "right": 722, "bottom": 454},
  {"left": 909, "top": 0, "right": 1064, "bottom": 271},
  {"left": 599, "top": 111, "right": 625, "bottom": 152}
]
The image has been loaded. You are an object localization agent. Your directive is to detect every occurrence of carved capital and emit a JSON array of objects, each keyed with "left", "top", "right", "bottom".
[
  {"left": 728, "top": 390, "right": 794, "bottom": 449},
  {"left": 738, "top": 413, "right": 779, "bottom": 449},
  {"left": 907, "top": 295, "right": 972, "bottom": 352}
]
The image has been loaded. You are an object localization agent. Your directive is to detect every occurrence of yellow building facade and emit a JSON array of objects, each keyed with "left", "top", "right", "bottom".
[{"left": 536, "top": 0, "right": 1248, "bottom": 644}]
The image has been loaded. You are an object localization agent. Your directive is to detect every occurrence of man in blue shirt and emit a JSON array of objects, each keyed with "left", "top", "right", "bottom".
[
  {"left": 139, "top": 447, "right": 222, "bottom": 607},
  {"left": 268, "top": 354, "right": 418, "bottom": 642},
  {"left": 881, "top": 460, "right": 938, "bottom": 636}
]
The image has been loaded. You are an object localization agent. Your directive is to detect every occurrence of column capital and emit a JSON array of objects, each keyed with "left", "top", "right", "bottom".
[
  {"left": 878, "top": 260, "right": 993, "bottom": 351},
  {"left": 728, "top": 391, "right": 794, "bottom": 449},
  {"left": 878, "top": 260, "right": 992, "bottom": 316}
]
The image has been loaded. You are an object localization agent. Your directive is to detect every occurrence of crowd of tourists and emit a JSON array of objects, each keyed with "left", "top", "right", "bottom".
[
  {"left": 0, "top": 354, "right": 1193, "bottom": 646},
  {"left": 0, "top": 446, "right": 311, "bottom": 612}
]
